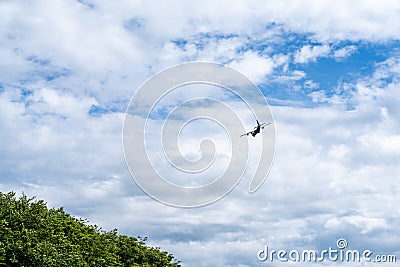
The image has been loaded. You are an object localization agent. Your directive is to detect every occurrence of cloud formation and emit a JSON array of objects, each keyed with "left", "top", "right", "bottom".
[{"left": 1, "top": 1, "right": 400, "bottom": 266}]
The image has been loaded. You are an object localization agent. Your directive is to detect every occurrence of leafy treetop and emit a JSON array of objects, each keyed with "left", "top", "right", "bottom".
[{"left": 0, "top": 192, "right": 180, "bottom": 267}]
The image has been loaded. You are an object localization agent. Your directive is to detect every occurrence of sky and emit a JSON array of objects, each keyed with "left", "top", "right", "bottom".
[{"left": 1, "top": 0, "right": 400, "bottom": 266}]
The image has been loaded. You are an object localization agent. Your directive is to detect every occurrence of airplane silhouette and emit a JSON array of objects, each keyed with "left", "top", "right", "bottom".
[{"left": 240, "top": 120, "right": 271, "bottom": 137}]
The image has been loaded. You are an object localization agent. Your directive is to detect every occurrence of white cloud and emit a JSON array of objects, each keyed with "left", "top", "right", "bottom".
[
  {"left": 328, "top": 143, "right": 349, "bottom": 160},
  {"left": 333, "top": 45, "right": 357, "bottom": 61},
  {"left": 325, "top": 216, "right": 390, "bottom": 234},
  {"left": 304, "top": 80, "right": 319, "bottom": 89},
  {"left": 90, "top": 0, "right": 400, "bottom": 42},
  {"left": 294, "top": 45, "right": 331, "bottom": 64},
  {"left": 257, "top": 0, "right": 400, "bottom": 41},
  {"left": 230, "top": 51, "right": 275, "bottom": 83},
  {"left": 31, "top": 88, "right": 97, "bottom": 118}
]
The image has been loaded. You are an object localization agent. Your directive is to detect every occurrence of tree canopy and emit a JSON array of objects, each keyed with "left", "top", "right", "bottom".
[{"left": 0, "top": 192, "right": 180, "bottom": 267}]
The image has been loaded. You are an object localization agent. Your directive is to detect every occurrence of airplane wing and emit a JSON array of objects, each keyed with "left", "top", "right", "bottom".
[
  {"left": 256, "top": 122, "right": 268, "bottom": 127},
  {"left": 240, "top": 131, "right": 253, "bottom": 137},
  {"left": 261, "top": 122, "right": 271, "bottom": 129}
]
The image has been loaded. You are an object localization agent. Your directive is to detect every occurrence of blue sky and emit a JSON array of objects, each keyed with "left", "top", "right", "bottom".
[{"left": 1, "top": 1, "right": 400, "bottom": 266}]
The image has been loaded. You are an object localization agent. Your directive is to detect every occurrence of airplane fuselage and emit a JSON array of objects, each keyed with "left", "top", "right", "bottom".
[{"left": 251, "top": 126, "right": 260, "bottom": 137}]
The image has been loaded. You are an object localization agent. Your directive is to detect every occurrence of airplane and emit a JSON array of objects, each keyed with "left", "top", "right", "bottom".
[{"left": 240, "top": 120, "right": 271, "bottom": 137}]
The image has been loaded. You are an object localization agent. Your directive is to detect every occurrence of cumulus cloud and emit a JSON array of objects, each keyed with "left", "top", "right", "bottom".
[
  {"left": 294, "top": 45, "right": 331, "bottom": 64},
  {"left": 333, "top": 45, "right": 357, "bottom": 61},
  {"left": 230, "top": 51, "right": 275, "bottom": 83}
]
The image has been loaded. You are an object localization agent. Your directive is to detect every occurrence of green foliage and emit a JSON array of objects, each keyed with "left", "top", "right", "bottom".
[{"left": 0, "top": 192, "right": 180, "bottom": 267}]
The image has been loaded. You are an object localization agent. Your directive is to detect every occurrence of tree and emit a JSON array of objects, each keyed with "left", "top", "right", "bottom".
[{"left": 0, "top": 192, "right": 180, "bottom": 267}]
